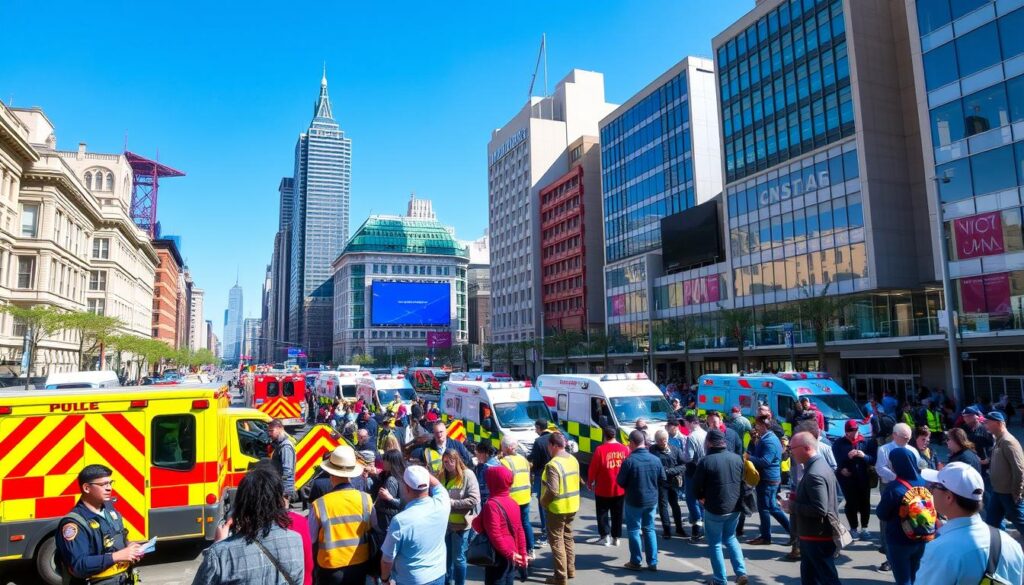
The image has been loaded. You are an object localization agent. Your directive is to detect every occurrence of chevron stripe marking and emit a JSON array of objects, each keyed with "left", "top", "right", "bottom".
[
  {"left": 85, "top": 424, "right": 144, "bottom": 495},
  {"left": 8, "top": 415, "right": 83, "bottom": 477},
  {"left": 104, "top": 413, "right": 145, "bottom": 453},
  {"left": 47, "top": 438, "right": 85, "bottom": 476},
  {"left": 0, "top": 415, "right": 44, "bottom": 456}
]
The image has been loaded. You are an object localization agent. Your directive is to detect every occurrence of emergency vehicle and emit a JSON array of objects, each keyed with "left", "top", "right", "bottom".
[
  {"left": 696, "top": 372, "right": 870, "bottom": 441},
  {"left": 439, "top": 379, "right": 555, "bottom": 455},
  {"left": 43, "top": 371, "right": 119, "bottom": 390},
  {"left": 355, "top": 374, "right": 417, "bottom": 414},
  {"left": 448, "top": 371, "right": 513, "bottom": 383},
  {"left": 314, "top": 370, "right": 369, "bottom": 405},
  {"left": 242, "top": 370, "right": 306, "bottom": 429},
  {"left": 408, "top": 368, "right": 443, "bottom": 395},
  {"left": 0, "top": 384, "right": 275, "bottom": 584},
  {"left": 537, "top": 373, "right": 672, "bottom": 463}
]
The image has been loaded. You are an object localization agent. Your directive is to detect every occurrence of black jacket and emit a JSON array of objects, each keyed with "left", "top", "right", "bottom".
[
  {"left": 529, "top": 431, "right": 553, "bottom": 475},
  {"left": 650, "top": 443, "right": 686, "bottom": 486},
  {"left": 692, "top": 447, "right": 744, "bottom": 515},
  {"left": 790, "top": 454, "right": 839, "bottom": 540}
]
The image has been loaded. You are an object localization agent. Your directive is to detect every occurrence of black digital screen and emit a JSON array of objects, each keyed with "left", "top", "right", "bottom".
[{"left": 660, "top": 199, "right": 723, "bottom": 273}]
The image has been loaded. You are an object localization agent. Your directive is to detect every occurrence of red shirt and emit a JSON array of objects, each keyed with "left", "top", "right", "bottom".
[
  {"left": 287, "top": 511, "right": 313, "bottom": 585},
  {"left": 588, "top": 442, "right": 630, "bottom": 497}
]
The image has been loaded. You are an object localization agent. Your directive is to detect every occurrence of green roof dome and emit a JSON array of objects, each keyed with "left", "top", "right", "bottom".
[{"left": 343, "top": 215, "right": 468, "bottom": 258}]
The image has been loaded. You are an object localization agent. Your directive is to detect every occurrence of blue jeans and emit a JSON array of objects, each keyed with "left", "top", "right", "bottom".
[
  {"left": 799, "top": 540, "right": 840, "bottom": 585},
  {"left": 704, "top": 511, "right": 746, "bottom": 585},
  {"left": 445, "top": 529, "right": 469, "bottom": 585},
  {"left": 532, "top": 476, "right": 547, "bottom": 538},
  {"left": 986, "top": 492, "right": 1024, "bottom": 535},
  {"left": 519, "top": 502, "right": 535, "bottom": 550},
  {"left": 683, "top": 475, "right": 704, "bottom": 525},
  {"left": 887, "top": 540, "right": 926, "bottom": 585},
  {"left": 756, "top": 481, "right": 790, "bottom": 541},
  {"left": 624, "top": 503, "right": 658, "bottom": 567}
]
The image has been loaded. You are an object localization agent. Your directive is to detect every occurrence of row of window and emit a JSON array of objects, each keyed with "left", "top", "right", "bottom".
[
  {"left": 605, "top": 189, "right": 696, "bottom": 262},
  {"left": 541, "top": 196, "right": 581, "bottom": 226},
  {"left": 936, "top": 141, "right": 1024, "bottom": 202},
  {"left": 717, "top": 0, "right": 837, "bottom": 69},
  {"left": 730, "top": 193, "right": 864, "bottom": 258},
  {"left": 946, "top": 206, "right": 1024, "bottom": 261},
  {"left": 542, "top": 255, "right": 581, "bottom": 278},
  {"left": 544, "top": 296, "right": 583, "bottom": 317},
  {"left": 917, "top": 0, "right": 996, "bottom": 35},
  {"left": 733, "top": 242, "right": 867, "bottom": 297},
  {"left": 541, "top": 214, "right": 580, "bottom": 242},
  {"left": 727, "top": 148, "right": 859, "bottom": 217},
  {"left": 931, "top": 74, "right": 1024, "bottom": 150},
  {"left": 83, "top": 169, "right": 114, "bottom": 192},
  {"left": 369, "top": 263, "right": 454, "bottom": 276},
  {"left": 543, "top": 275, "right": 583, "bottom": 297},
  {"left": 540, "top": 175, "right": 580, "bottom": 207},
  {"left": 601, "top": 101, "right": 690, "bottom": 175},
  {"left": 600, "top": 72, "right": 689, "bottom": 150},
  {"left": 922, "top": 10, "right": 1024, "bottom": 92}
]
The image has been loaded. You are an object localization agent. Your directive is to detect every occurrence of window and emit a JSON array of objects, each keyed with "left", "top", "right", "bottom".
[
  {"left": 971, "top": 146, "right": 1017, "bottom": 195},
  {"left": 16, "top": 256, "right": 34, "bottom": 289},
  {"left": 1006, "top": 75, "right": 1024, "bottom": 123},
  {"left": 20, "top": 203, "right": 39, "bottom": 238},
  {"left": 931, "top": 99, "right": 965, "bottom": 147},
  {"left": 152, "top": 415, "right": 196, "bottom": 471},
  {"left": 266, "top": 380, "right": 280, "bottom": 397},
  {"left": 89, "top": 270, "right": 107, "bottom": 291},
  {"left": 104, "top": 173, "right": 113, "bottom": 191},
  {"left": 951, "top": 0, "right": 989, "bottom": 20},
  {"left": 924, "top": 42, "right": 959, "bottom": 90},
  {"left": 92, "top": 238, "right": 110, "bottom": 259},
  {"left": 956, "top": 23, "right": 1001, "bottom": 78},
  {"left": 963, "top": 84, "right": 1009, "bottom": 136},
  {"left": 917, "top": 0, "right": 952, "bottom": 35},
  {"left": 87, "top": 298, "right": 106, "bottom": 315},
  {"left": 938, "top": 157, "right": 973, "bottom": 201}
]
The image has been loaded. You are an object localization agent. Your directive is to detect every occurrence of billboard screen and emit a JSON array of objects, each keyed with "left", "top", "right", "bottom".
[
  {"left": 371, "top": 282, "right": 451, "bottom": 326},
  {"left": 660, "top": 199, "right": 723, "bottom": 273}
]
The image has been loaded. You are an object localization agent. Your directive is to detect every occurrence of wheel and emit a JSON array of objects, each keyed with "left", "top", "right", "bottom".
[{"left": 35, "top": 535, "right": 62, "bottom": 585}]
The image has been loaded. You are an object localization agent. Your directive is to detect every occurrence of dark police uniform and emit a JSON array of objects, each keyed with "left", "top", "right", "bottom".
[{"left": 54, "top": 500, "right": 136, "bottom": 585}]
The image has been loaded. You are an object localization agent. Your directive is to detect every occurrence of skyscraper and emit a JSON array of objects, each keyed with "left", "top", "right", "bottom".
[
  {"left": 225, "top": 283, "right": 243, "bottom": 362},
  {"left": 289, "top": 68, "right": 352, "bottom": 362}
]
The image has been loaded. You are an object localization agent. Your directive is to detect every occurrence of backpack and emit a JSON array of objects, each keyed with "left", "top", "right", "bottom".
[
  {"left": 979, "top": 525, "right": 1011, "bottom": 585},
  {"left": 896, "top": 479, "right": 937, "bottom": 542}
]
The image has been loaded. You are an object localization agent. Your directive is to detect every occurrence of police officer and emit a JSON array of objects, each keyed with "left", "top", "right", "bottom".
[{"left": 56, "top": 464, "right": 143, "bottom": 585}]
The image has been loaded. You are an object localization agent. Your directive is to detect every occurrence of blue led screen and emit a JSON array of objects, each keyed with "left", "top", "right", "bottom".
[{"left": 371, "top": 282, "right": 450, "bottom": 326}]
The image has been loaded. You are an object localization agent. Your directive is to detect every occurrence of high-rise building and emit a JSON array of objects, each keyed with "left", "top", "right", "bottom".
[
  {"left": 267, "top": 178, "right": 294, "bottom": 362},
  {"left": 260, "top": 264, "right": 272, "bottom": 362},
  {"left": 288, "top": 70, "right": 351, "bottom": 362},
  {"left": 189, "top": 287, "right": 205, "bottom": 350},
  {"left": 242, "top": 317, "right": 262, "bottom": 361},
  {"left": 487, "top": 69, "right": 616, "bottom": 346},
  {"left": 465, "top": 233, "right": 491, "bottom": 356},
  {"left": 152, "top": 239, "right": 184, "bottom": 347},
  {"left": 206, "top": 319, "right": 215, "bottom": 353},
  {"left": 407, "top": 194, "right": 436, "bottom": 219},
  {"left": 224, "top": 283, "right": 243, "bottom": 362}
]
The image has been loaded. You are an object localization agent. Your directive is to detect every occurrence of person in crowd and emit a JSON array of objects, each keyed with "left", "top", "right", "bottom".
[
  {"left": 693, "top": 429, "right": 748, "bottom": 585},
  {"left": 876, "top": 448, "right": 933, "bottom": 585},
  {"left": 471, "top": 466, "right": 529, "bottom": 585},
  {"left": 945, "top": 427, "right": 983, "bottom": 474},
  {"left": 373, "top": 449, "right": 406, "bottom": 547},
  {"left": 900, "top": 402, "right": 918, "bottom": 429},
  {"left": 882, "top": 389, "right": 899, "bottom": 417},
  {"left": 797, "top": 396, "right": 825, "bottom": 432},
  {"left": 268, "top": 419, "right": 297, "bottom": 500},
  {"left": 958, "top": 406, "right": 995, "bottom": 473},
  {"left": 682, "top": 413, "right": 708, "bottom": 541},
  {"left": 756, "top": 404, "right": 786, "bottom": 439},
  {"left": 782, "top": 421, "right": 836, "bottom": 561},
  {"left": 587, "top": 426, "right": 629, "bottom": 546},
  {"left": 382, "top": 434, "right": 402, "bottom": 454},
  {"left": 635, "top": 418, "right": 652, "bottom": 446},
  {"left": 192, "top": 466, "right": 304, "bottom": 585},
  {"left": 438, "top": 450, "right": 479, "bottom": 585},
  {"left": 380, "top": 467, "right": 450, "bottom": 585},
  {"left": 984, "top": 410, "right": 1024, "bottom": 536},
  {"left": 666, "top": 417, "right": 688, "bottom": 446},
  {"left": 616, "top": 429, "right": 664, "bottom": 571},
  {"left": 529, "top": 419, "right": 555, "bottom": 549},
  {"left": 356, "top": 429, "right": 378, "bottom": 461},
  {"left": 914, "top": 427, "right": 939, "bottom": 470},
  {"left": 540, "top": 432, "right": 580, "bottom": 585},
  {"left": 476, "top": 442, "right": 501, "bottom": 505},
  {"left": 308, "top": 446, "right": 374, "bottom": 585},
  {"left": 707, "top": 410, "right": 743, "bottom": 455},
  {"left": 421, "top": 421, "right": 472, "bottom": 473},
  {"left": 781, "top": 432, "right": 841, "bottom": 585},
  {"left": 358, "top": 410, "right": 379, "bottom": 441},
  {"left": 650, "top": 429, "right": 686, "bottom": 539},
  {"left": 915, "top": 463, "right": 1024, "bottom": 585},
  {"left": 875, "top": 422, "right": 920, "bottom": 571},
  {"left": 923, "top": 399, "right": 945, "bottom": 442},
  {"left": 833, "top": 419, "right": 876, "bottom": 540},
  {"left": 671, "top": 398, "right": 685, "bottom": 419},
  {"left": 725, "top": 406, "right": 752, "bottom": 447},
  {"left": 244, "top": 461, "right": 312, "bottom": 585},
  {"left": 746, "top": 414, "right": 790, "bottom": 546},
  {"left": 499, "top": 436, "right": 535, "bottom": 560}
]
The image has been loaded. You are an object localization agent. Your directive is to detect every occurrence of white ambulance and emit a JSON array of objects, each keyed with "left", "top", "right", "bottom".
[
  {"left": 448, "top": 371, "right": 513, "bottom": 383},
  {"left": 537, "top": 373, "right": 672, "bottom": 463},
  {"left": 438, "top": 379, "right": 554, "bottom": 455},
  {"left": 355, "top": 374, "right": 417, "bottom": 413},
  {"left": 315, "top": 370, "right": 369, "bottom": 404}
]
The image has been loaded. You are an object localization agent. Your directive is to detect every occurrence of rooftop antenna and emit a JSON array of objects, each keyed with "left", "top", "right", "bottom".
[{"left": 528, "top": 33, "right": 549, "bottom": 118}]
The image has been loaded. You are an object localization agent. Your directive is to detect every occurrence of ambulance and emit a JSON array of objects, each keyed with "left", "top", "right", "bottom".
[
  {"left": 448, "top": 372, "right": 513, "bottom": 383},
  {"left": 537, "top": 373, "right": 672, "bottom": 464},
  {"left": 242, "top": 370, "right": 306, "bottom": 429},
  {"left": 696, "top": 372, "right": 870, "bottom": 441},
  {"left": 438, "top": 379, "right": 554, "bottom": 455},
  {"left": 314, "top": 370, "right": 369, "bottom": 405},
  {"left": 355, "top": 374, "right": 417, "bottom": 414},
  {"left": 0, "top": 384, "right": 276, "bottom": 584}
]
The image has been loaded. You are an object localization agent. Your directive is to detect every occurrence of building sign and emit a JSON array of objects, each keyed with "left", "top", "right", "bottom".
[
  {"left": 954, "top": 211, "right": 1005, "bottom": 260},
  {"left": 758, "top": 170, "right": 831, "bottom": 206},
  {"left": 489, "top": 128, "right": 528, "bottom": 166},
  {"left": 683, "top": 275, "right": 721, "bottom": 306},
  {"left": 426, "top": 331, "right": 452, "bottom": 348},
  {"left": 960, "top": 272, "right": 1011, "bottom": 314}
]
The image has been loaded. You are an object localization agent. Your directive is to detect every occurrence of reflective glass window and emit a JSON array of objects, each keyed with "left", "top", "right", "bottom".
[
  {"left": 1007, "top": 75, "right": 1024, "bottom": 123},
  {"left": 971, "top": 146, "right": 1016, "bottom": 195},
  {"left": 1000, "top": 9, "right": 1024, "bottom": 60},
  {"left": 963, "top": 84, "right": 1010, "bottom": 136},
  {"left": 931, "top": 99, "right": 966, "bottom": 147},
  {"left": 937, "top": 157, "right": 973, "bottom": 202},
  {"left": 924, "top": 42, "right": 959, "bottom": 90},
  {"left": 833, "top": 198, "right": 849, "bottom": 230},
  {"left": 829, "top": 152, "right": 846, "bottom": 183},
  {"left": 917, "top": 0, "right": 952, "bottom": 35},
  {"left": 807, "top": 203, "right": 820, "bottom": 237},
  {"left": 951, "top": 0, "right": 989, "bottom": 20},
  {"left": 1004, "top": 207, "right": 1024, "bottom": 252},
  {"left": 847, "top": 194, "right": 864, "bottom": 228},
  {"left": 819, "top": 200, "right": 834, "bottom": 233},
  {"left": 1016, "top": 141, "right": 1024, "bottom": 185},
  {"left": 843, "top": 149, "right": 859, "bottom": 178},
  {"left": 956, "top": 23, "right": 1001, "bottom": 78}
]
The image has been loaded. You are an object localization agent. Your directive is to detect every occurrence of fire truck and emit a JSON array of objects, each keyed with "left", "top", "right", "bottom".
[{"left": 242, "top": 370, "right": 307, "bottom": 429}]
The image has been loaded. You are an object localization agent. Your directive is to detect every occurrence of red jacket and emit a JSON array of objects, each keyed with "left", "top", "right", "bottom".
[
  {"left": 472, "top": 466, "right": 527, "bottom": 563},
  {"left": 588, "top": 442, "right": 630, "bottom": 497},
  {"left": 287, "top": 511, "right": 313, "bottom": 585}
]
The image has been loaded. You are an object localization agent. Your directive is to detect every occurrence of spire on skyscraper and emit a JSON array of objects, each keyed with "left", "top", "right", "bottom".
[{"left": 314, "top": 65, "right": 334, "bottom": 120}]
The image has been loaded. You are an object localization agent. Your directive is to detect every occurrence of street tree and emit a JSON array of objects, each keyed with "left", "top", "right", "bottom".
[
  {"left": 796, "top": 283, "right": 850, "bottom": 371},
  {"left": 546, "top": 329, "right": 583, "bottom": 373},
  {"left": 717, "top": 304, "right": 755, "bottom": 372},
  {"left": 63, "top": 311, "right": 124, "bottom": 370},
  {"left": 351, "top": 353, "right": 375, "bottom": 366},
  {"left": 482, "top": 343, "right": 497, "bottom": 371},
  {"left": 0, "top": 304, "right": 69, "bottom": 389},
  {"left": 587, "top": 328, "right": 612, "bottom": 372},
  {"left": 663, "top": 317, "right": 707, "bottom": 386}
]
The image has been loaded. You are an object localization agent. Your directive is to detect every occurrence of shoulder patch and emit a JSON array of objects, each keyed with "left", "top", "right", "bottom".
[
  {"left": 89, "top": 520, "right": 101, "bottom": 530},
  {"left": 62, "top": 523, "right": 79, "bottom": 541},
  {"left": 109, "top": 512, "right": 118, "bottom": 520}
]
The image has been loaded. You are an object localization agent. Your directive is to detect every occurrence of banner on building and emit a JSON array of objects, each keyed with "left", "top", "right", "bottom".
[
  {"left": 683, "top": 275, "right": 721, "bottom": 306},
  {"left": 959, "top": 272, "right": 1011, "bottom": 314},
  {"left": 426, "top": 331, "right": 452, "bottom": 349},
  {"left": 954, "top": 211, "right": 1004, "bottom": 260}
]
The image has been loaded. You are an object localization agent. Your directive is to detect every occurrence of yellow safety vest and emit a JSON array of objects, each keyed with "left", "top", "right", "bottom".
[
  {"left": 902, "top": 412, "right": 916, "bottom": 428},
  {"left": 314, "top": 488, "right": 372, "bottom": 569},
  {"left": 926, "top": 409, "right": 942, "bottom": 434},
  {"left": 446, "top": 476, "right": 467, "bottom": 524},
  {"left": 424, "top": 448, "right": 443, "bottom": 474},
  {"left": 501, "top": 454, "right": 532, "bottom": 506},
  {"left": 543, "top": 455, "right": 580, "bottom": 515}
]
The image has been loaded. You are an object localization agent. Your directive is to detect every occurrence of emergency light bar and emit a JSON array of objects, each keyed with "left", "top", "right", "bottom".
[
  {"left": 487, "top": 382, "right": 530, "bottom": 390},
  {"left": 600, "top": 372, "right": 649, "bottom": 382}
]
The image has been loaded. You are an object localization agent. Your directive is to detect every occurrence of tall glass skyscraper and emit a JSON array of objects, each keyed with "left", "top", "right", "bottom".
[
  {"left": 224, "top": 283, "right": 243, "bottom": 361},
  {"left": 288, "top": 71, "right": 352, "bottom": 361}
]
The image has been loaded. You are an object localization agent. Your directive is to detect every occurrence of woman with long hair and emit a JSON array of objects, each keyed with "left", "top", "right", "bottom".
[
  {"left": 945, "top": 427, "right": 982, "bottom": 474},
  {"left": 439, "top": 450, "right": 480, "bottom": 585},
  {"left": 381, "top": 434, "right": 402, "bottom": 454},
  {"left": 914, "top": 427, "right": 939, "bottom": 470}
]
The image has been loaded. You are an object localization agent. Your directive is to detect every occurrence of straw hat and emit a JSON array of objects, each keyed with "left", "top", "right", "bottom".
[{"left": 321, "top": 445, "right": 365, "bottom": 478}]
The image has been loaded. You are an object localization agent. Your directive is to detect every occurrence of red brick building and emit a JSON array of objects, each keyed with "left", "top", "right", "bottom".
[{"left": 152, "top": 239, "right": 183, "bottom": 347}]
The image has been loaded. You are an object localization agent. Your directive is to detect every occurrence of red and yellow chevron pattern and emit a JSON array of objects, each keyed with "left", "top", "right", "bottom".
[
  {"left": 258, "top": 398, "right": 301, "bottom": 421},
  {"left": 294, "top": 424, "right": 342, "bottom": 491},
  {"left": 447, "top": 419, "right": 466, "bottom": 443}
]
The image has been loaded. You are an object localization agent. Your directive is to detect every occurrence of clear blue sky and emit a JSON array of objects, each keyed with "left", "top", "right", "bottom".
[{"left": 1, "top": 0, "right": 751, "bottom": 342}]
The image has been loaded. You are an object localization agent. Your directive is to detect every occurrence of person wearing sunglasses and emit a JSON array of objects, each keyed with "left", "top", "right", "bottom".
[{"left": 55, "top": 464, "right": 145, "bottom": 585}]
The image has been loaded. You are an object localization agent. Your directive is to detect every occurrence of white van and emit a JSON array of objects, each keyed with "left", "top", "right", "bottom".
[
  {"left": 355, "top": 374, "right": 417, "bottom": 413},
  {"left": 315, "top": 370, "right": 368, "bottom": 404},
  {"left": 439, "top": 380, "right": 554, "bottom": 455},
  {"left": 448, "top": 371, "right": 513, "bottom": 383},
  {"left": 537, "top": 373, "right": 672, "bottom": 463},
  {"left": 44, "top": 371, "right": 120, "bottom": 390}
]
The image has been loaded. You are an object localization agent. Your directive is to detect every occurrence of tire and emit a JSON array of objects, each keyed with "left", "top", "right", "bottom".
[{"left": 35, "top": 535, "right": 62, "bottom": 585}]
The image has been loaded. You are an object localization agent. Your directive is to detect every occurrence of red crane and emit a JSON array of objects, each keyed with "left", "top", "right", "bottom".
[{"left": 126, "top": 151, "right": 185, "bottom": 238}]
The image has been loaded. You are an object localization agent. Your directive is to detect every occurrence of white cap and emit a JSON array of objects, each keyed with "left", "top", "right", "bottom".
[
  {"left": 403, "top": 465, "right": 431, "bottom": 491},
  {"left": 921, "top": 462, "right": 984, "bottom": 501}
]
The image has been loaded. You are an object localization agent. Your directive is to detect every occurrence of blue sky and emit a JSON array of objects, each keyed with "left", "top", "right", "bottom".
[{"left": 1, "top": 0, "right": 751, "bottom": 341}]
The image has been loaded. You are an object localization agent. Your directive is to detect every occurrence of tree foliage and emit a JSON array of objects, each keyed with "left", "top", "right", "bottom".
[
  {"left": 717, "top": 304, "right": 755, "bottom": 372},
  {"left": 0, "top": 304, "right": 69, "bottom": 388},
  {"left": 796, "top": 283, "right": 850, "bottom": 371},
  {"left": 546, "top": 329, "right": 584, "bottom": 373}
]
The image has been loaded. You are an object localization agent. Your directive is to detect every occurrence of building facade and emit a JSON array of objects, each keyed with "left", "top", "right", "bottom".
[
  {"left": 151, "top": 239, "right": 183, "bottom": 347},
  {"left": 487, "top": 69, "right": 616, "bottom": 345},
  {"left": 266, "top": 175, "right": 294, "bottom": 362},
  {"left": 189, "top": 287, "right": 204, "bottom": 350},
  {"left": 465, "top": 233, "right": 490, "bottom": 360},
  {"left": 224, "top": 283, "right": 243, "bottom": 361},
  {"left": 288, "top": 72, "right": 351, "bottom": 362},
  {"left": 331, "top": 211, "right": 469, "bottom": 363},
  {"left": 242, "top": 317, "right": 261, "bottom": 361}
]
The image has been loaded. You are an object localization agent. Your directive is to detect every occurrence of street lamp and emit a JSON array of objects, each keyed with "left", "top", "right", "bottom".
[{"left": 931, "top": 173, "right": 964, "bottom": 408}]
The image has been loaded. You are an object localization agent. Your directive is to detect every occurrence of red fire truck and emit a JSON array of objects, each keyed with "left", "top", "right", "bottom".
[{"left": 243, "top": 370, "right": 306, "bottom": 429}]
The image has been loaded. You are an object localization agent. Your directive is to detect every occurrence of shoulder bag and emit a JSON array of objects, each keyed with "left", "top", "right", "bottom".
[
  {"left": 823, "top": 469, "right": 853, "bottom": 553},
  {"left": 467, "top": 501, "right": 514, "bottom": 567},
  {"left": 254, "top": 539, "right": 299, "bottom": 585},
  {"left": 979, "top": 526, "right": 1010, "bottom": 585}
]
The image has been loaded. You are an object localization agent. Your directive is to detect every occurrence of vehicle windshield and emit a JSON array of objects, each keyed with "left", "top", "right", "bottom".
[
  {"left": 811, "top": 395, "right": 864, "bottom": 420},
  {"left": 609, "top": 395, "right": 673, "bottom": 423},
  {"left": 378, "top": 385, "right": 415, "bottom": 404},
  {"left": 236, "top": 419, "right": 270, "bottom": 460},
  {"left": 494, "top": 401, "right": 551, "bottom": 429},
  {"left": 340, "top": 384, "right": 357, "bottom": 399}
]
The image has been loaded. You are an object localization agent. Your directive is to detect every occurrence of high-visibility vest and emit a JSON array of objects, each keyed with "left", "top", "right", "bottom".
[
  {"left": 314, "top": 488, "right": 372, "bottom": 569},
  {"left": 446, "top": 476, "right": 468, "bottom": 524},
  {"left": 902, "top": 412, "right": 916, "bottom": 428},
  {"left": 926, "top": 409, "right": 942, "bottom": 434},
  {"left": 424, "top": 448, "right": 443, "bottom": 474},
  {"left": 543, "top": 455, "right": 580, "bottom": 515},
  {"left": 501, "top": 454, "right": 531, "bottom": 506}
]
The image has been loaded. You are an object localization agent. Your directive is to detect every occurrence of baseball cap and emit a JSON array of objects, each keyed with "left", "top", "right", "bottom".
[
  {"left": 403, "top": 466, "right": 431, "bottom": 491},
  {"left": 731, "top": 406, "right": 741, "bottom": 414},
  {"left": 986, "top": 411, "right": 1006, "bottom": 423},
  {"left": 962, "top": 406, "right": 981, "bottom": 416},
  {"left": 921, "top": 462, "right": 984, "bottom": 501},
  {"left": 844, "top": 420, "right": 859, "bottom": 431}
]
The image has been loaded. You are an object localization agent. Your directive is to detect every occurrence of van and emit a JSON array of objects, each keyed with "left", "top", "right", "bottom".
[
  {"left": 537, "top": 373, "right": 672, "bottom": 463},
  {"left": 355, "top": 374, "right": 417, "bottom": 414},
  {"left": 314, "top": 370, "right": 368, "bottom": 405},
  {"left": 43, "top": 371, "right": 120, "bottom": 389},
  {"left": 242, "top": 372, "right": 306, "bottom": 429},
  {"left": 439, "top": 380, "right": 554, "bottom": 455},
  {"left": 696, "top": 372, "right": 870, "bottom": 441},
  {"left": 448, "top": 371, "right": 513, "bottom": 383}
]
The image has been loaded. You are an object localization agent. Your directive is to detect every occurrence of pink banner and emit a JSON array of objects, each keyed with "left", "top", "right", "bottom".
[
  {"left": 611, "top": 294, "right": 626, "bottom": 316},
  {"left": 954, "top": 211, "right": 1004, "bottom": 259},
  {"left": 682, "top": 275, "right": 721, "bottom": 306},
  {"left": 960, "top": 276, "right": 986, "bottom": 313},
  {"left": 984, "top": 273, "right": 1011, "bottom": 314},
  {"left": 426, "top": 331, "right": 452, "bottom": 348}
]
